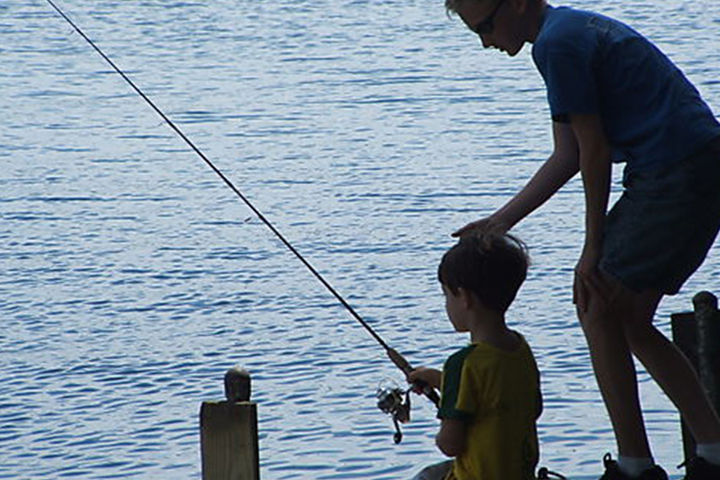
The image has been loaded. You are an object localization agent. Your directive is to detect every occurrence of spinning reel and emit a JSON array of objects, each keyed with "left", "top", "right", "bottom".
[{"left": 376, "top": 385, "right": 412, "bottom": 444}]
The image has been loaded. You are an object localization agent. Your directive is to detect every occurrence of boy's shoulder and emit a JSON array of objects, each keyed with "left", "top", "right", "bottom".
[
  {"left": 540, "top": 6, "right": 593, "bottom": 38},
  {"left": 446, "top": 344, "right": 478, "bottom": 363},
  {"left": 537, "top": 5, "right": 639, "bottom": 49},
  {"left": 444, "top": 334, "right": 536, "bottom": 373}
]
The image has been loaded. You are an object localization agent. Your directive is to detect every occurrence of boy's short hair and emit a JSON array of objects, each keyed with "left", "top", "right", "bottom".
[{"left": 438, "top": 232, "right": 529, "bottom": 313}]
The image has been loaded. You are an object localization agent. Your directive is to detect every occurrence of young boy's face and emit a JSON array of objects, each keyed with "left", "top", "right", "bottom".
[
  {"left": 455, "top": 0, "right": 526, "bottom": 56},
  {"left": 442, "top": 283, "right": 469, "bottom": 333}
]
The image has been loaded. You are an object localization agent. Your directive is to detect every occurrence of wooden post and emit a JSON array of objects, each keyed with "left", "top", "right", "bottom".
[
  {"left": 200, "top": 367, "right": 259, "bottom": 480},
  {"left": 694, "top": 291, "right": 720, "bottom": 415},
  {"left": 671, "top": 309, "right": 697, "bottom": 460},
  {"left": 671, "top": 291, "right": 720, "bottom": 461}
]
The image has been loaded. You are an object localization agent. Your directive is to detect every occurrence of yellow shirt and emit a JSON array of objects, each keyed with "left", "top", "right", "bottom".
[{"left": 438, "top": 334, "right": 541, "bottom": 480}]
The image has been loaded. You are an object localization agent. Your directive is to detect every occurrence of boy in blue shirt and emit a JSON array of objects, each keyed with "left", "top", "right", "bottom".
[
  {"left": 408, "top": 232, "right": 541, "bottom": 480},
  {"left": 444, "top": 0, "right": 720, "bottom": 479}
]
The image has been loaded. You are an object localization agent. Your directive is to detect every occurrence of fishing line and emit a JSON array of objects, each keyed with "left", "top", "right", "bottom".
[{"left": 44, "top": 0, "right": 439, "bottom": 406}]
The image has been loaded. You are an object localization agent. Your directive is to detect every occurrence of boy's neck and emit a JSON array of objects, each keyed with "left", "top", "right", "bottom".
[
  {"left": 525, "top": 0, "right": 550, "bottom": 44},
  {"left": 468, "top": 311, "right": 520, "bottom": 351}
]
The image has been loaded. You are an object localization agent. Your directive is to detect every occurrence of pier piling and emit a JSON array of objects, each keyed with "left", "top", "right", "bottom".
[
  {"left": 200, "top": 367, "right": 259, "bottom": 480},
  {"left": 671, "top": 291, "right": 720, "bottom": 461}
]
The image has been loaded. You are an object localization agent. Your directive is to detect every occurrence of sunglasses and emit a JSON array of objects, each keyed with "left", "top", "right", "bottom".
[{"left": 472, "top": 0, "right": 505, "bottom": 35}]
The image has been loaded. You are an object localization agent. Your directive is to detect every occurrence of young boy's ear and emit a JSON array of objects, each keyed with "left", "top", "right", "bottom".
[{"left": 456, "top": 287, "right": 476, "bottom": 310}]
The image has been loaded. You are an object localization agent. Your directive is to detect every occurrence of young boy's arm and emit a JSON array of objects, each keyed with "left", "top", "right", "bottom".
[
  {"left": 408, "top": 365, "right": 466, "bottom": 456},
  {"left": 436, "top": 418, "right": 467, "bottom": 457}
]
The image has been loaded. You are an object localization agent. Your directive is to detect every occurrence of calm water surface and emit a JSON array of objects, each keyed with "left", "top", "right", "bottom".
[{"left": 2, "top": 0, "right": 719, "bottom": 478}]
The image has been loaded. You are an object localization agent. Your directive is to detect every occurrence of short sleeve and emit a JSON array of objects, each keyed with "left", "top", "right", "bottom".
[
  {"left": 533, "top": 25, "right": 600, "bottom": 119},
  {"left": 437, "top": 347, "right": 476, "bottom": 421}
]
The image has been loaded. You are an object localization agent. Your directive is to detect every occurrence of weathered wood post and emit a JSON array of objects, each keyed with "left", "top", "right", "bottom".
[
  {"left": 671, "top": 291, "right": 720, "bottom": 460},
  {"left": 200, "top": 367, "right": 259, "bottom": 480},
  {"left": 694, "top": 291, "right": 720, "bottom": 414}
]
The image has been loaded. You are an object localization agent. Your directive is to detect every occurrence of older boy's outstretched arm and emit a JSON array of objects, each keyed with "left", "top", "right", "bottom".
[
  {"left": 453, "top": 122, "right": 580, "bottom": 237},
  {"left": 569, "top": 113, "right": 613, "bottom": 312}
]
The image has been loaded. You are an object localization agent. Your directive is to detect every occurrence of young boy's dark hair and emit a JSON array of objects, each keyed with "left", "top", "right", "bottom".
[{"left": 438, "top": 232, "right": 528, "bottom": 314}]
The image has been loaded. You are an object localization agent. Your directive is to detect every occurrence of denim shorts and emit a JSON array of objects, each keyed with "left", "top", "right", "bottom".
[{"left": 599, "top": 137, "right": 720, "bottom": 294}]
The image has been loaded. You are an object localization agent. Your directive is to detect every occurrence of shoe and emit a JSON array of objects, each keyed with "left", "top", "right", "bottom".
[
  {"left": 537, "top": 466, "right": 567, "bottom": 479},
  {"left": 599, "top": 454, "right": 669, "bottom": 480},
  {"left": 682, "top": 456, "right": 720, "bottom": 480}
]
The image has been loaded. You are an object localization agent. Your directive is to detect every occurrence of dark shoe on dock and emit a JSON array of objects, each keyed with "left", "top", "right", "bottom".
[
  {"left": 682, "top": 457, "right": 720, "bottom": 480},
  {"left": 599, "top": 454, "right": 668, "bottom": 480}
]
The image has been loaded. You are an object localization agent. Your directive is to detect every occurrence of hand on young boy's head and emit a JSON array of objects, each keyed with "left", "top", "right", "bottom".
[{"left": 452, "top": 216, "right": 509, "bottom": 238}]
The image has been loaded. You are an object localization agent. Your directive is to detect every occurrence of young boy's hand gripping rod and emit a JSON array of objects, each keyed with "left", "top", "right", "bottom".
[{"left": 387, "top": 348, "right": 441, "bottom": 408}]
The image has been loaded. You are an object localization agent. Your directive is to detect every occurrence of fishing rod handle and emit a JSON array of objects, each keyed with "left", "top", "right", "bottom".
[
  {"left": 420, "top": 383, "right": 441, "bottom": 408},
  {"left": 386, "top": 348, "right": 441, "bottom": 408},
  {"left": 410, "top": 379, "right": 440, "bottom": 408},
  {"left": 386, "top": 347, "right": 412, "bottom": 374}
]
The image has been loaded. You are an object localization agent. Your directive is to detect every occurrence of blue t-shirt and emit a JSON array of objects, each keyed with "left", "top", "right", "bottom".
[{"left": 532, "top": 5, "right": 720, "bottom": 171}]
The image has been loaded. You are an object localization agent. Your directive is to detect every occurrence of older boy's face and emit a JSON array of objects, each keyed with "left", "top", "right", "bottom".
[{"left": 456, "top": 0, "right": 525, "bottom": 56}]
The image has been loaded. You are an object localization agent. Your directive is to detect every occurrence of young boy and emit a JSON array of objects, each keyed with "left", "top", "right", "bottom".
[
  {"left": 408, "top": 232, "right": 542, "bottom": 480},
  {"left": 444, "top": 0, "right": 720, "bottom": 478}
]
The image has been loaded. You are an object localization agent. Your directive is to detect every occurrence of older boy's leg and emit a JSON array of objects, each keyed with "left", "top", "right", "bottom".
[
  {"left": 583, "top": 275, "right": 720, "bottom": 464},
  {"left": 621, "top": 288, "right": 720, "bottom": 445},
  {"left": 577, "top": 287, "right": 652, "bottom": 459}
]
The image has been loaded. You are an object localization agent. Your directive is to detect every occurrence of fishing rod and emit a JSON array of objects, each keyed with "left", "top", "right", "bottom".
[{"left": 44, "top": 0, "right": 440, "bottom": 425}]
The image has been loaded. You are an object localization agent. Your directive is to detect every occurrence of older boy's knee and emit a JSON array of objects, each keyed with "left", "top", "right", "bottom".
[
  {"left": 623, "top": 317, "right": 656, "bottom": 350},
  {"left": 576, "top": 302, "right": 620, "bottom": 337},
  {"left": 577, "top": 311, "right": 608, "bottom": 346}
]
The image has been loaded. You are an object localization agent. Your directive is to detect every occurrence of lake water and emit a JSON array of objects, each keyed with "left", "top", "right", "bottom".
[{"left": 2, "top": 0, "right": 719, "bottom": 478}]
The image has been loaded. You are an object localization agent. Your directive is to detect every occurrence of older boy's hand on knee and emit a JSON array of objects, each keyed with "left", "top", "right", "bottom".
[{"left": 573, "top": 244, "right": 613, "bottom": 313}]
